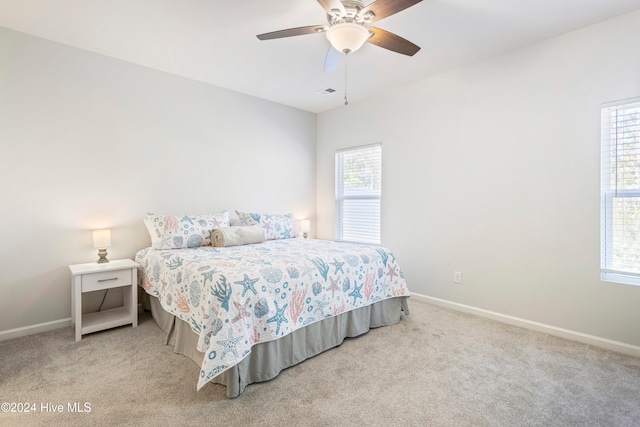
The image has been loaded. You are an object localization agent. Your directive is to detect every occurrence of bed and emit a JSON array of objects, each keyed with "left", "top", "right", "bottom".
[{"left": 136, "top": 212, "right": 410, "bottom": 397}]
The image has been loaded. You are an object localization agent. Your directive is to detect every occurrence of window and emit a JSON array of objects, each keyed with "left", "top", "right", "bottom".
[
  {"left": 601, "top": 98, "right": 640, "bottom": 286},
  {"left": 335, "top": 144, "right": 381, "bottom": 244}
]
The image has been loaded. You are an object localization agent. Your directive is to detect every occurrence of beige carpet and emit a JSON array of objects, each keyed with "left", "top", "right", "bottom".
[{"left": 1, "top": 300, "right": 639, "bottom": 427}]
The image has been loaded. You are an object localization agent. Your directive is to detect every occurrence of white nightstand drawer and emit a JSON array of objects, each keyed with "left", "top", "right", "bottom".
[{"left": 82, "top": 269, "right": 132, "bottom": 292}]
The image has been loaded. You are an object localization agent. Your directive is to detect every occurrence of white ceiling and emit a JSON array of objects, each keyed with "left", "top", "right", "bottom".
[{"left": 1, "top": 0, "right": 640, "bottom": 113}]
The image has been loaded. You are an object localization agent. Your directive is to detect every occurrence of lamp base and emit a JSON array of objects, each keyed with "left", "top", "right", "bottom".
[{"left": 97, "top": 248, "right": 109, "bottom": 263}]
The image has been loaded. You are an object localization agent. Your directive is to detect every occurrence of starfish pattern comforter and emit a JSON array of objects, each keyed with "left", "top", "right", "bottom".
[{"left": 136, "top": 238, "right": 409, "bottom": 390}]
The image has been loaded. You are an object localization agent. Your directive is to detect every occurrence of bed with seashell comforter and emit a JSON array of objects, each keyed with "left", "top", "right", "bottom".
[{"left": 136, "top": 238, "right": 410, "bottom": 398}]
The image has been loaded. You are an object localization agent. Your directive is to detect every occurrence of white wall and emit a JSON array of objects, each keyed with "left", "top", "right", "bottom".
[
  {"left": 317, "top": 10, "right": 640, "bottom": 348},
  {"left": 0, "top": 28, "right": 316, "bottom": 335}
]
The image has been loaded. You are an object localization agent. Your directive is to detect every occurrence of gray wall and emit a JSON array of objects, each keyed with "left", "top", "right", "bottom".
[
  {"left": 3, "top": 9, "right": 640, "bottom": 351},
  {"left": 317, "top": 10, "right": 640, "bottom": 348},
  {"left": 0, "top": 27, "right": 316, "bottom": 334}
]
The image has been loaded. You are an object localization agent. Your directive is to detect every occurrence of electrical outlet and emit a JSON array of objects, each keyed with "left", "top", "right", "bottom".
[{"left": 453, "top": 271, "right": 462, "bottom": 284}]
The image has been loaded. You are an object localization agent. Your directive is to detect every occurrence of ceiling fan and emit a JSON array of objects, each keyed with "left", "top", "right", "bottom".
[{"left": 257, "top": 0, "right": 422, "bottom": 72}]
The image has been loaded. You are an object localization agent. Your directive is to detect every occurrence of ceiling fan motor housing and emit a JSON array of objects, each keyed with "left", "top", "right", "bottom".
[{"left": 327, "top": 0, "right": 375, "bottom": 25}]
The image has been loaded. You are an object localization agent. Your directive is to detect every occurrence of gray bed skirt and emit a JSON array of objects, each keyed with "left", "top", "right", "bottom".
[{"left": 144, "top": 293, "right": 410, "bottom": 398}]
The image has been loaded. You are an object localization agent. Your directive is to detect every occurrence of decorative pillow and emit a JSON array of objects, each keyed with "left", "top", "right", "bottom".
[
  {"left": 144, "top": 211, "right": 230, "bottom": 249},
  {"left": 235, "top": 211, "right": 300, "bottom": 240}
]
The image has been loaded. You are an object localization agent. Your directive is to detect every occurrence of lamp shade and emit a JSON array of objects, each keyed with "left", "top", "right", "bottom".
[
  {"left": 300, "top": 220, "right": 311, "bottom": 233},
  {"left": 326, "top": 23, "right": 370, "bottom": 53},
  {"left": 93, "top": 229, "right": 112, "bottom": 248}
]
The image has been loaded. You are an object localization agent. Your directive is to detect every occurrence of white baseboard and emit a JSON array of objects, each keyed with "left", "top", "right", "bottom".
[
  {"left": 1, "top": 303, "right": 146, "bottom": 342},
  {"left": 3, "top": 298, "right": 639, "bottom": 359},
  {"left": 410, "top": 292, "right": 640, "bottom": 358},
  {"left": 0, "top": 318, "right": 72, "bottom": 341}
]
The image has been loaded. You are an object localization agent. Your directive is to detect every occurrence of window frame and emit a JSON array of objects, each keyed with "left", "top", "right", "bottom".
[
  {"left": 335, "top": 143, "right": 382, "bottom": 245},
  {"left": 600, "top": 97, "right": 640, "bottom": 286}
]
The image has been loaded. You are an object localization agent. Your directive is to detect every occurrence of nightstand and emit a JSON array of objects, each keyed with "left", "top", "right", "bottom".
[{"left": 69, "top": 259, "right": 139, "bottom": 342}]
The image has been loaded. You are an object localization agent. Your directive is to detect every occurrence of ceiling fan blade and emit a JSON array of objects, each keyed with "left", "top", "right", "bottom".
[
  {"left": 367, "top": 27, "right": 420, "bottom": 56},
  {"left": 324, "top": 46, "right": 343, "bottom": 72},
  {"left": 316, "top": 0, "right": 346, "bottom": 16},
  {"left": 359, "top": 0, "right": 423, "bottom": 22},
  {"left": 257, "top": 25, "right": 326, "bottom": 41}
]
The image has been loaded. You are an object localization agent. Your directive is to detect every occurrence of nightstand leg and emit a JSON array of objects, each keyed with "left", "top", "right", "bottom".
[
  {"left": 74, "top": 276, "right": 82, "bottom": 341},
  {"left": 131, "top": 268, "right": 138, "bottom": 327}
]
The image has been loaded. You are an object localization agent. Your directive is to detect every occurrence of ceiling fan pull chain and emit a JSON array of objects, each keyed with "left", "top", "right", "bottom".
[{"left": 344, "top": 52, "right": 349, "bottom": 106}]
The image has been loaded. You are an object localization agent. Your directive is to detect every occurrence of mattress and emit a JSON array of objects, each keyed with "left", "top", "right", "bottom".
[{"left": 136, "top": 238, "right": 410, "bottom": 395}]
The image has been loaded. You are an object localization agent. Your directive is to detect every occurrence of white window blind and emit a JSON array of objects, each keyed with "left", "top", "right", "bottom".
[
  {"left": 335, "top": 144, "right": 381, "bottom": 244},
  {"left": 601, "top": 98, "right": 640, "bottom": 286}
]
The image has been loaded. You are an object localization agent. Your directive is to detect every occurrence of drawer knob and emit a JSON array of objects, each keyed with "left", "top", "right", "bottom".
[{"left": 97, "top": 277, "right": 118, "bottom": 283}]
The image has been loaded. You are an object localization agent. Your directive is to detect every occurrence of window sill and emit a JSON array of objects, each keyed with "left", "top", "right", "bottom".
[{"left": 601, "top": 271, "right": 640, "bottom": 287}]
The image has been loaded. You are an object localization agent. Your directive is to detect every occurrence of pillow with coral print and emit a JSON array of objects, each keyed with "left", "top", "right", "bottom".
[
  {"left": 235, "top": 211, "right": 300, "bottom": 240},
  {"left": 144, "top": 210, "right": 230, "bottom": 249}
]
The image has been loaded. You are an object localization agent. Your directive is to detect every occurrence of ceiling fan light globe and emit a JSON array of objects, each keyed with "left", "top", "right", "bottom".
[{"left": 326, "top": 22, "right": 370, "bottom": 53}]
